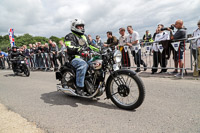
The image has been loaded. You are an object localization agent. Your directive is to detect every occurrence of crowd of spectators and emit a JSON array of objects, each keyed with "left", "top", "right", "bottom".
[{"left": 1, "top": 19, "right": 200, "bottom": 77}]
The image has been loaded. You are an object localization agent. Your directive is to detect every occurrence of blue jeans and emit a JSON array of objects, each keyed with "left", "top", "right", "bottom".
[{"left": 71, "top": 58, "right": 88, "bottom": 88}]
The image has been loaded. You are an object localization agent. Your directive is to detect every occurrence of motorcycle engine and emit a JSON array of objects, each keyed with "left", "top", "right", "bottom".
[{"left": 85, "top": 80, "right": 95, "bottom": 95}]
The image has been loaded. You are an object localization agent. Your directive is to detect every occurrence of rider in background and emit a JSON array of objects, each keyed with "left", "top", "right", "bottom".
[{"left": 10, "top": 46, "right": 25, "bottom": 70}]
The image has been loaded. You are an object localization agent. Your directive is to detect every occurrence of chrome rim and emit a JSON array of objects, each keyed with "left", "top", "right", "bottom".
[{"left": 110, "top": 74, "right": 139, "bottom": 106}]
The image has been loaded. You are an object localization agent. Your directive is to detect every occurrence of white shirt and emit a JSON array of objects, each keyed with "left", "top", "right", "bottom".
[
  {"left": 152, "top": 31, "right": 169, "bottom": 52},
  {"left": 192, "top": 28, "right": 200, "bottom": 49},
  {"left": 127, "top": 31, "right": 140, "bottom": 50},
  {"left": 119, "top": 34, "right": 127, "bottom": 46}
]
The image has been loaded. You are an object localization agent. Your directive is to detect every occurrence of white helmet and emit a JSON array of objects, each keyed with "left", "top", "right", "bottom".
[{"left": 71, "top": 18, "right": 85, "bottom": 35}]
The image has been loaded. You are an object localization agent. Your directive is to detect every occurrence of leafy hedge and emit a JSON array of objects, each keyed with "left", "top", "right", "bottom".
[{"left": 0, "top": 34, "right": 64, "bottom": 52}]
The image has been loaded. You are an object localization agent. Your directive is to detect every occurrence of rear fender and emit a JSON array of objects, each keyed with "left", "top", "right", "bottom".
[{"left": 56, "top": 63, "right": 76, "bottom": 80}]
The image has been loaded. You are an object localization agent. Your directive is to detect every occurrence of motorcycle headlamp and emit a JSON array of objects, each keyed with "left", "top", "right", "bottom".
[{"left": 113, "top": 50, "right": 122, "bottom": 63}]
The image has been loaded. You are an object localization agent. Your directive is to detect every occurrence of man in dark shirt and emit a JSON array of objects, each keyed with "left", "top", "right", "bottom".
[
  {"left": 103, "top": 31, "right": 118, "bottom": 50},
  {"left": 168, "top": 19, "right": 187, "bottom": 77}
]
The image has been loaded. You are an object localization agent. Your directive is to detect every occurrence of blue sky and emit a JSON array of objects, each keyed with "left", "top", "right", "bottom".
[{"left": 0, "top": 0, "right": 200, "bottom": 41}]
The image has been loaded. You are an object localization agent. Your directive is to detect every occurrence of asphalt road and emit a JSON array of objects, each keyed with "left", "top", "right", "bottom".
[{"left": 0, "top": 70, "right": 200, "bottom": 133}]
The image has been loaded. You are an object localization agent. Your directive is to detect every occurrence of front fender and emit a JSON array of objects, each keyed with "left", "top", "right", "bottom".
[{"left": 105, "top": 69, "right": 136, "bottom": 99}]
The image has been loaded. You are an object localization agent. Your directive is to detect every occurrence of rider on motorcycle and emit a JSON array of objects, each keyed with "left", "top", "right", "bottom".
[
  {"left": 10, "top": 46, "right": 25, "bottom": 70},
  {"left": 64, "top": 18, "right": 99, "bottom": 96}
]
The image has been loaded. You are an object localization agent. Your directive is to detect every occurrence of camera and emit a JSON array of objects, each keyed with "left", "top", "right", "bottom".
[{"left": 161, "top": 25, "right": 174, "bottom": 31}]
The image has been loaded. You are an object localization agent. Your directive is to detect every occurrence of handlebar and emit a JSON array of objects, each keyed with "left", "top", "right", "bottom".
[{"left": 10, "top": 56, "right": 26, "bottom": 61}]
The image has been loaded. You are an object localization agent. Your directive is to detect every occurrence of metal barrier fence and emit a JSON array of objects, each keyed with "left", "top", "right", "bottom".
[
  {"left": 120, "top": 37, "right": 200, "bottom": 77},
  {"left": 0, "top": 51, "right": 68, "bottom": 71},
  {"left": 28, "top": 52, "right": 68, "bottom": 71}
]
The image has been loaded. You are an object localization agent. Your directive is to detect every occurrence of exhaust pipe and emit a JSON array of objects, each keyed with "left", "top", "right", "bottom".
[
  {"left": 56, "top": 82, "right": 103, "bottom": 98},
  {"left": 57, "top": 85, "right": 77, "bottom": 96}
]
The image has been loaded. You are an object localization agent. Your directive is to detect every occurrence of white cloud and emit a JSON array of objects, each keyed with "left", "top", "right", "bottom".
[{"left": 0, "top": 0, "right": 199, "bottom": 41}]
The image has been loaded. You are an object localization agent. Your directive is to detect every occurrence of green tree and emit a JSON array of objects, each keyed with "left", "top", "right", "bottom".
[
  {"left": 49, "top": 36, "right": 60, "bottom": 45},
  {"left": 0, "top": 34, "right": 65, "bottom": 51},
  {"left": 33, "top": 36, "right": 48, "bottom": 44}
]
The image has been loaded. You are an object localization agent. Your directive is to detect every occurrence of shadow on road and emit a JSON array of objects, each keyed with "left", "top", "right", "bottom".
[
  {"left": 4, "top": 73, "right": 27, "bottom": 77},
  {"left": 4, "top": 74, "right": 17, "bottom": 77},
  {"left": 40, "top": 91, "right": 134, "bottom": 112}
]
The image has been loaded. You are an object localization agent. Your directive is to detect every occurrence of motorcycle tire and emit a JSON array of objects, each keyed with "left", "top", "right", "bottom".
[
  {"left": 24, "top": 66, "right": 30, "bottom": 77},
  {"left": 107, "top": 70, "right": 145, "bottom": 110},
  {"left": 61, "top": 69, "right": 75, "bottom": 88}
]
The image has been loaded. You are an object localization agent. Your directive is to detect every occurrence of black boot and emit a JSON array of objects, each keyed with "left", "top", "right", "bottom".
[
  {"left": 76, "top": 87, "right": 85, "bottom": 96},
  {"left": 135, "top": 68, "right": 141, "bottom": 72},
  {"left": 143, "top": 63, "right": 147, "bottom": 71}
]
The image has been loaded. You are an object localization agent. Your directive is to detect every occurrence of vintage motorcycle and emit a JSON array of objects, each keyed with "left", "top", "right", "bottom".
[
  {"left": 10, "top": 56, "right": 30, "bottom": 77},
  {"left": 55, "top": 47, "right": 145, "bottom": 110}
]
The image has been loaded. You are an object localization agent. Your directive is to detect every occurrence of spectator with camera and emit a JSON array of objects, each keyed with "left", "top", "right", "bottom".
[{"left": 168, "top": 19, "right": 187, "bottom": 77}]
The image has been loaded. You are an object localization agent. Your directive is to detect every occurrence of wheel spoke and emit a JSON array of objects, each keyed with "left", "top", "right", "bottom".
[
  {"left": 125, "top": 76, "right": 129, "bottom": 85},
  {"left": 127, "top": 77, "right": 132, "bottom": 88},
  {"left": 111, "top": 92, "right": 119, "bottom": 96}
]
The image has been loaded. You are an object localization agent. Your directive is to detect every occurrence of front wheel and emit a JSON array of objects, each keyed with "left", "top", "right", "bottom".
[
  {"left": 24, "top": 65, "right": 30, "bottom": 77},
  {"left": 107, "top": 70, "right": 145, "bottom": 110}
]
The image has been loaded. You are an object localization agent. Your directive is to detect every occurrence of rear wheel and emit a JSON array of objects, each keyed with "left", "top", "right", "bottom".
[
  {"left": 61, "top": 69, "right": 75, "bottom": 89},
  {"left": 107, "top": 70, "right": 145, "bottom": 110}
]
